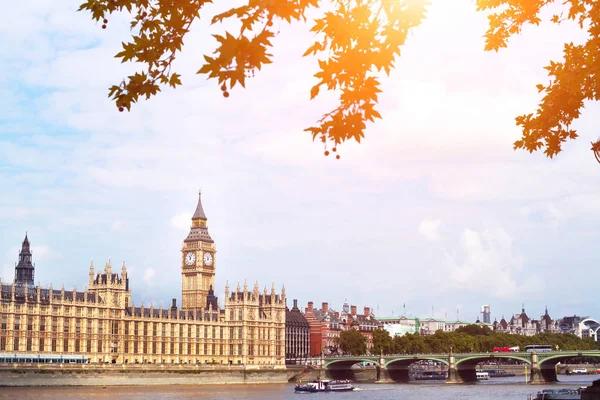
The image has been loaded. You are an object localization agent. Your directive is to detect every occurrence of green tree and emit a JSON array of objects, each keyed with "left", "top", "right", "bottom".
[
  {"left": 80, "top": 0, "right": 600, "bottom": 160},
  {"left": 371, "top": 328, "right": 394, "bottom": 355},
  {"left": 455, "top": 324, "right": 492, "bottom": 336},
  {"left": 336, "top": 329, "right": 367, "bottom": 356}
]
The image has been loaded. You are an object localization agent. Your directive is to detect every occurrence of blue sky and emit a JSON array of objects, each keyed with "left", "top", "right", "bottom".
[{"left": 1, "top": 0, "right": 599, "bottom": 322}]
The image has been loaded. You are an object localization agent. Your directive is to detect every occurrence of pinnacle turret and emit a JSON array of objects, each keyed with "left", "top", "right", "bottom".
[{"left": 15, "top": 233, "right": 35, "bottom": 286}]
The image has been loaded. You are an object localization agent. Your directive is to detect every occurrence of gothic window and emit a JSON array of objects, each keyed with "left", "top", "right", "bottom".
[
  {"left": 14, "top": 316, "right": 20, "bottom": 331},
  {"left": 111, "top": 321, "right": 119, "bottom": 335}
]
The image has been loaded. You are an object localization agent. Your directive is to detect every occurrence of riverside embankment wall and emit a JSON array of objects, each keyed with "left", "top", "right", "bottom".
[{"left": 0, "top": 364, "right": 289, "bottom": 387}]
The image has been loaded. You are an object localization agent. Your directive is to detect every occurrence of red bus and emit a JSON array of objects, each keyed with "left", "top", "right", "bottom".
[{"left": 492, "top": 346, "right": 520, "bottom": 352}]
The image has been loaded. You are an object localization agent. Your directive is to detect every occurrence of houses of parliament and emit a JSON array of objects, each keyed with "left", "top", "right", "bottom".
[{"left": 0, "top": 193, "right": 287, "bottom": 365}]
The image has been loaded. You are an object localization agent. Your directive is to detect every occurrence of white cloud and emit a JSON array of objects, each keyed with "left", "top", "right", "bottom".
[
  {"left": 31, "top": 245, "right": 63, "bottom": 262},
  {"left": 0, "top": 0, "right": 599, "bottom": 320},
  {"left": 441, "top": 227, "right": 541, "bottom": 299},
  {"left": 110, "top": 220, "right": 124, "bottom": 232},
  {"left": 143, "top": 268, "right": 155, "bottom": 285},
  {"left": 170, "top": 213, "right": 191, "bottom": 232},
  {"left": 418, "top": 219, "right": 441, "bottom": 241}
]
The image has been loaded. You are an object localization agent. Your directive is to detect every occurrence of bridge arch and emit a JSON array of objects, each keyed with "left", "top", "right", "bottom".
[
  {"left": 456, "top": 354, "right": 531, "bottom": 367},
  {"left": 453, "top": 353, "right": 531, "bottom": 383},
  {"left": 323, "top": 357, "right": 380, "bottom": 382},
  {"left": 384, "top": 356, "right": 449, "bottom": 368},
  {"left": 324, "top": 358, "right": 380, "bottom": 368},
  {"left": 382, "top": 356, "right": 449, "bottom": 382}
]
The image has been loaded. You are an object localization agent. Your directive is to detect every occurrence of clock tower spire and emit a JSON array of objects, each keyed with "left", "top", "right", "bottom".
[{"left": 181, "top": 190, "right": 217, "bottom": 311}]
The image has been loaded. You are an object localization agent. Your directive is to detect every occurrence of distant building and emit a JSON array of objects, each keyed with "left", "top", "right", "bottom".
[
  {"left": 285, "top": 299, "right": 310, "bottom": 362},
  {"left": 558, "top": 315, "right": 586, "bottom": 335},
  {"left": 378, "top": 316, "right": 419, "bottom": 337},
  {"left": 304, "top": 301, "right": 381, "bottom": 356},
  {"left": 481, "top": 305, "right": 491, "bottom": 324},
  {"left": 493, "top": 306, "right": 559, "bottom": 336}
]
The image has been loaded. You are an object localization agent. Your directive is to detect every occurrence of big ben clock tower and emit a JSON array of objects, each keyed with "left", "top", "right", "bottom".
[{"left": 181, "top": 191, "right": 216, "bottom": 311}]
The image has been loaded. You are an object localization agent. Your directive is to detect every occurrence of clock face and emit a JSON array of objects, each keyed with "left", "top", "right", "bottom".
[
  {"left": 203, "top": 252, "right": 213, "bottom": 266},
  {"left": 185, "top": 252, "right": 196, "bottom": 266}
]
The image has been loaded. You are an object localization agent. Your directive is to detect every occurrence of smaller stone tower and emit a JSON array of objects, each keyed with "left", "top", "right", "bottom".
[{"left": 14, "top": 233, "right": 35, "bottom": 286}]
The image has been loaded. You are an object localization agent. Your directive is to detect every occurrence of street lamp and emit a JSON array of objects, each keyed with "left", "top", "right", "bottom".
[{"left": 592, "top": 140, "right": 600, "bottom": 164}]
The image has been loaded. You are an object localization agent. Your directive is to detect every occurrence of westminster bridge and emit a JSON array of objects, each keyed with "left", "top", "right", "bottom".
[{"left": 319, "top": 350, "right": 600, "bottom": 383}]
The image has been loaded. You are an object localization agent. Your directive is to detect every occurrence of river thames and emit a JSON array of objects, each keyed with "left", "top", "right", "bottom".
[{"left": 1, "top": 376, "right": 597, "bottom": 400}]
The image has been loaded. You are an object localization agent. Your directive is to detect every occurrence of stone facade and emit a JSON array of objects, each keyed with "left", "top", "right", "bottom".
[
  {"left": 0, "top": 193, "right": 286, "bottom": 366},
  {"left": 493, "top": 306, "right": 559, "bottom": 336}
]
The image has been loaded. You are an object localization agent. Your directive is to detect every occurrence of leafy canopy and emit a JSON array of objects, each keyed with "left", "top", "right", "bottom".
[
  {"left": 79, "top": 0, "right": 600, "bottom": 159},
  {"left": 385, "top": 325, "right": 600, "bottom": 355},
  {"left": 77, "top": 0, "right": 428, "bottom": 156},
  {"left": 477, "top": 0, "right": 600, "bottom": 158},
  {"left": 336, "top": 328, "right": 368, "bottom": 356}
]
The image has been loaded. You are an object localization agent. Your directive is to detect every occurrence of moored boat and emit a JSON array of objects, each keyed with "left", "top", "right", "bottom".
[
  {"left": 294, "top": 379, "right": 355, "bottom": 393},
  {"left": 476, "top": 371, "right": 490, "bottom": 380},
  {"left": 483, "top": 369, "right": 516, "bottom": 378},
  {"left": 413, "top": 370, "right": 448, "bottom": 380},
  {"left": 535, "top": 388, "right": 582, "bottom": 400}
]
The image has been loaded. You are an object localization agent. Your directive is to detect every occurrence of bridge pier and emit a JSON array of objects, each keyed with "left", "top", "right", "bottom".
[
  {"left": 375, "top": 366, "right": 394, "bottom": 383},
  {"left": 446, "top": 349, "right": 463, "bottom": 384},
  {"left": 529, "top": 352, "right": 545, "bottom": 384},
  {"left": 447, "top": 367, "right": 463, "bottom": 384},
  {"left": 376, "top": 353, "right": 393, "bottom": 383}
]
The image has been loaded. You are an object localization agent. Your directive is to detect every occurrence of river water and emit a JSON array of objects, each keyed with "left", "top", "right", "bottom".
[{"left": 1, "top": 376, "right": 597, "bottom": 400}]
